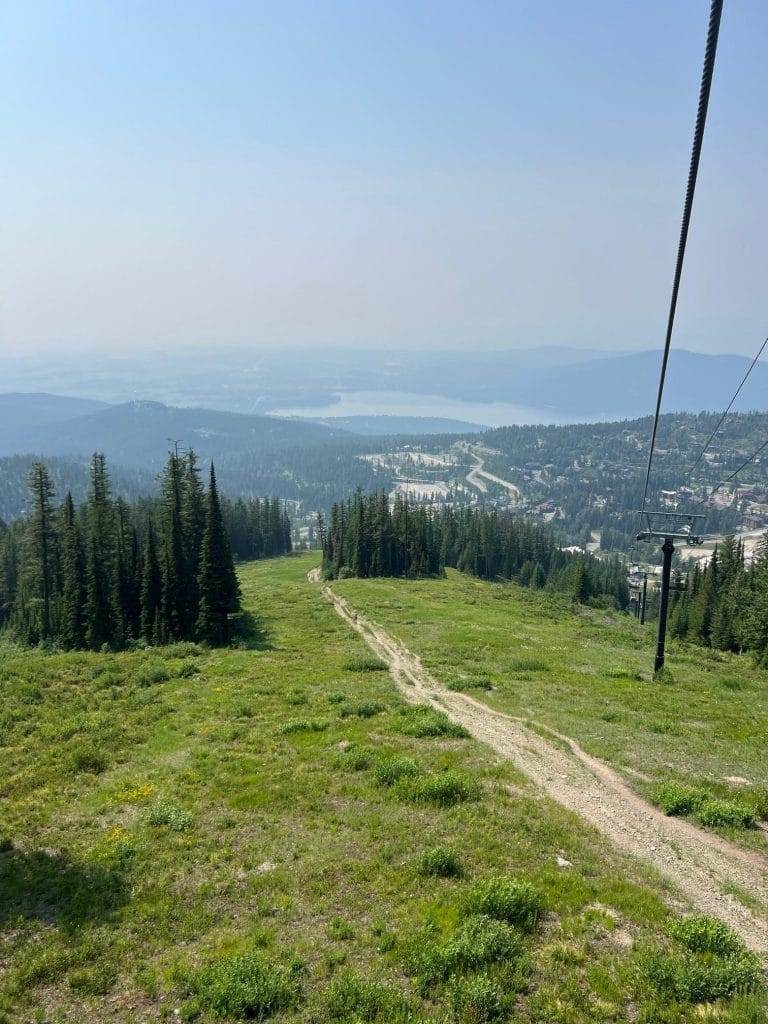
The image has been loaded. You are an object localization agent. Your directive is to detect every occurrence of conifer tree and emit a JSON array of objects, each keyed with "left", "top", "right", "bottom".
[
  {"left": 159, "top": 450, "right": 189, "bottom": 639},
  {"left": 197, "top": 464, "right": 240, "bottom": 645},
  {"left": 58, "top": 492, "right": 86, "bottom": 649},
  {"left": 140, "top": 520, "right": 162, "bottom": 643},
  {"left": 24, "top": 462, "right": 57, "bottom": 641},
  {"left": 84, "top": 453, "right": 114, "bottom": 648},
  {"left": 182, "top": 449, "right": 206, "bottom": 622}
]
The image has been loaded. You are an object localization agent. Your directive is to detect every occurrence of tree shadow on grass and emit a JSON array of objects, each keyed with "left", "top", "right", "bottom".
[
  {"left": 230, "top": 610, "right": 273, "bottom": 651},
  {"left": 0, "top": 843, "right": 128, "bottom": 929}
]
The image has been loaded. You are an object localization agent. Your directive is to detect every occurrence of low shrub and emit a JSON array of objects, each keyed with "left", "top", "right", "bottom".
[
  {"left": 278, "top": 719, "right": 329, "bottom": 735},
  {"left": 410, "top": 771, "right": 480, "bottom": 808},
  {"left": 508, "top": 657, "right": 548, "bottom": 673},
  {"left": 669, "top": 915, "right": 745, "bottom": 956},
  {"left": 449, "top": 972, "right": 507, "bottom": 1023},
  {"left": 446, "top": 678, "right": 493, "bottom": 692},
  {"left": 68, "top": 964, "right": 117, "bottom": 996},
  {"left": 177, "top": 661, "right": 200, "bottom": 679},
  {"left": 696, "top": 799, "right": 755, "bottom": 829},
  {"left": 344, "top": 745, "right": 376, "bottom": 771},
  {"left": 186, "top": 949, "right": 302, "bottom": 1018},
  {"left": 418, "top": 845, "right": 464, "bottom": 879},
  {"left": 342, "top": 656, "right": 388, "bottom": 673},
  {"left": 326, "top": 917, "right": 355, "bottom": 941},
  {"left": 642, "top": 948, "right": 763, "bottom": 1003},
  {"left": 135, "top": 663, "right": 170, "bottom": 687},
  {"left": 323, "top": 970, "right": 417, "bottom": 1022},
  {"left": 374, "top": 756, "right": 422, "bottom": 788},
  {"left": 652, "top": 782, "right": 704, "bottom": 817},
  {"left": 339, "top": 700, "right": 387, "bottom": 719},
  {"left": 69, "top": 744, "right": 107, "bottom": 774},
  {"left": 285, "top": 689, "right": 309, "bottom": 706},
  {"left": 464, "top": 877, "right": 544, "bottom": 931},
  {"left": 147, "top": 804, "right": 193, "bottom": 832},
  {"left": 397, "top": 707, "right": 469, "bottom": 739},
  {"left": 327, "top": 692, "right": 347, "bottom": 704},
  {"left": 410, "top": 914, "right": 521, "bottom": 990}
]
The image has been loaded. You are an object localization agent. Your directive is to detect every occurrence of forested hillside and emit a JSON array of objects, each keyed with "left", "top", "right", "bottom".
[
  {"left": 0, "top": 454, "right": 156, "bottom": 523},
  {"left": 0, "top": 453, "right": 291, "bottom": 649},
  {"left": 322, "top": 492, "right": 628, "bottom": 608}
]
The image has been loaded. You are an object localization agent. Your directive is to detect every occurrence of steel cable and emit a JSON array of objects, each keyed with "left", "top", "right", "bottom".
[{"left": 640, "top": 0, "right": 724, "bottom": 511}]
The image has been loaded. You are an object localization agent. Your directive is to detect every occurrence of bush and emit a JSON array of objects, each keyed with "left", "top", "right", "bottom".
[
  {"left": 410, "top": 915, "right": 521, "bottom": 989},
  {"left": 397, "top": 708, "right": 469, "bottom": 739},
  {"left": 464, "top": 877, "right": 543, "bottom": 931},
  {"left": 374, "top": 756, "right": 422, "bottom": 787},
  {"left": 323, "top": 971, "right": 417, "bottom": 1022},
  {"left": 344, "top": 745, "right": 376, "bottom": 771},
  {"left": 410, "top": 771, "right": 480, "bottom": 807},
  {"left": 339, "top": 700, "right": 387, "bottom": 719},
  {"left": 285, "top": 689, "right": 309, "bottom": 706},
  {"left": 418, "top": 846, "right": 464, "bottom": 878},
  {"left": 186, "top": 949, "right": 302, "bottom": 1018},
  {"left": 695, "top": 799, "right": 755, "bottom": 829},
  {"left": 642, "top": 948, "right": 763, "bottom": 1003},
  {"left": 135, "top": 662, "right": 170, "bottom": 687},
  {"left": 508, "top": 657, "right": 548, "bottom": 673},
  {"left": 342, "top": 656, "right": 388, "bottom": 673},
  {"left": 446, "top": 678, "right": 493, "bottom": 692},
  {"left": 69, "top": 744, "right": 107, "bottom": 774},
  {"left": 177, "top": 661, "right": 200, "bottom": 678},
  {"left": 147, "top": 804, "right": 193, "bottom": 832},
  {"left": 669, "top": 915, "right": 745, "bottom": 956},
  {"left": 652, "top": 782, "right": 704, "bottom": 816},
  {"left": 278, "top": 718, "right": 329, "bottom": 735},
  {"left": 449, "top": 972, "right": 507, "bottom": 1023}
]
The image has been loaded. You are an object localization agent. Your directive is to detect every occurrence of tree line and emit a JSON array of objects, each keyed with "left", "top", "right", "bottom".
[
  {"left": 322, "top": 491, "right": 629, "bottom": 609},
  {"left": 669, "top": 535, "right": 768, "bottom": 662},
  {"left": 0, "top": 451, "right": 290, "bottom": 650}
]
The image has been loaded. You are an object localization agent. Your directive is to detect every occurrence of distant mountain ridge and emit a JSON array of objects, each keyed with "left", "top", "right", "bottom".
[{"left": 0, "top": 398, "right": 353, "bottom": 466}]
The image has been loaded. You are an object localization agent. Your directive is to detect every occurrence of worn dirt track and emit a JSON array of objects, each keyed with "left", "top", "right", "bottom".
[{"left": 309, "top": 568, "right": 768, "bottom": 952}]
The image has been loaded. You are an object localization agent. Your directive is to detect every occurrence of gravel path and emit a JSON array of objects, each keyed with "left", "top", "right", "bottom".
[{"left": 310, "top": 568, "right": 768, "bottom": 952}]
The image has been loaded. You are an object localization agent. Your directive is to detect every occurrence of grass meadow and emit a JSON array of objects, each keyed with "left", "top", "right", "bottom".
[
  {"left": 0, "top": 552, "right": 764, "bottom": 1022},
  {"left": 336, "top": 566, "right": 768, "bottom": 853}
]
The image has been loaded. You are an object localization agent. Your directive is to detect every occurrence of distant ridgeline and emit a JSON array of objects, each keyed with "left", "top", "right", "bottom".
[
  {"left": 322, "top": 491, "right": 629, "bottom": 610},
  {"left": 0, "top": 451, "right": 292, "bottom": 650}
]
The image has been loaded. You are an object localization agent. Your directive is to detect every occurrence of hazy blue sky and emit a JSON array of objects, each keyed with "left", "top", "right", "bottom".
[{"left": 1, "top": 1, "right": 766, "bottom": 357}]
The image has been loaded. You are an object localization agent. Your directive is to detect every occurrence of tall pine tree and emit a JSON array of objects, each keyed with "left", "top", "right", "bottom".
[{"left": 197, "top": 464, "right": 240, "bottom": 645}]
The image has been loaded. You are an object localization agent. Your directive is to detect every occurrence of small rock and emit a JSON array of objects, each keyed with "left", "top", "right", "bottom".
[{"left": 556, "top": 855, "right": 572, "bottom": 868}]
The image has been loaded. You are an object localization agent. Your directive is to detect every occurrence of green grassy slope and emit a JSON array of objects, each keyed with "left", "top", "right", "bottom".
[
  {"left": 335, "top": 569, "right": 768, "bottom": 851},
  {"left": 0, "top": 554, "right": 764, "bottom": 1022}
]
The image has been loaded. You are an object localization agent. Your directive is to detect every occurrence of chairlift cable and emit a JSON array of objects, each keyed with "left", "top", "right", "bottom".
[
  {"left": 686, "top": 333, "right": 768, "bottom": 482},
  {"left": 640, "top": 0, "right": 724, "bottom": 511}
]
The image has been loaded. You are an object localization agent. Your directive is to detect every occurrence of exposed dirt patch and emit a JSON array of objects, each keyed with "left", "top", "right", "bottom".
[{"left": 311, "top": 570, "right": 768, "bottom": 953}]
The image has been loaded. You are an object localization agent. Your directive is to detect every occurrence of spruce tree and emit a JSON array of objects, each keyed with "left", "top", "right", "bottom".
[
  {"left": 159, "top": 450, "right": 189, "bottom": 639},
  {"left": 84, "top": 453, "right": 114, "bottom": 649},
  {"left": 59, "top": 492, "right": 86, "bottom": 649},
  {"left": 140, "top": 520, "right": 162, "bottom": 643},
  {"left": 197, "top": 464, "right": 240, "bottom": 645},
  {"left": 24, "top": 462, "right": 57, "bottom": 641},
  {"left": 182, "top": 449, "right": 206, "bottom": 624}
]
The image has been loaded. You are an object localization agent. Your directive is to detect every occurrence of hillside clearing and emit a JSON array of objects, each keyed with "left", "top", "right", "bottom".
[
  {"left": 314, "top": 569, "right": 768, "bottom": 951},
  {"left": 0, "top": 554, "right": 765, "bottom": 1022}
]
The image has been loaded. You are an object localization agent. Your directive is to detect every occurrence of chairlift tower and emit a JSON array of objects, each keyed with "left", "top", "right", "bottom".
[{"left": 636, "top": 510, "right": 705, "bottom": 674}]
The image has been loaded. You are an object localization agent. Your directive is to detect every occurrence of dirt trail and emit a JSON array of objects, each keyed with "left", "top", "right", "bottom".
[{"left": 309, "top": 568, "right": 768, "bottom": 952}]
